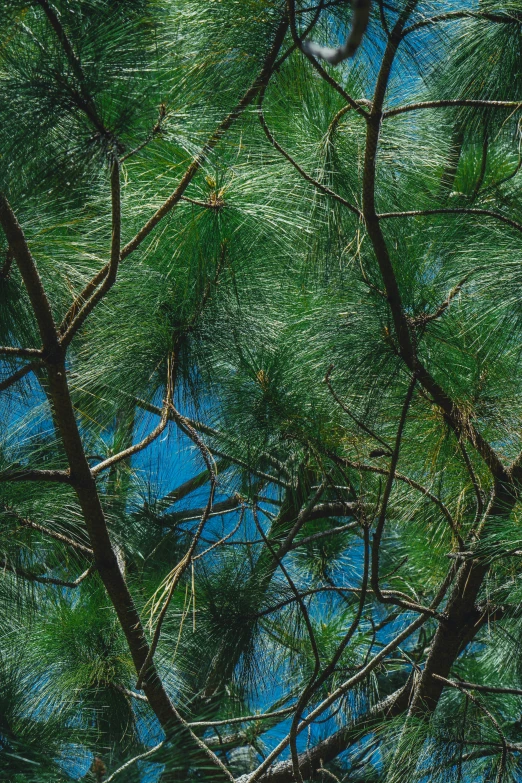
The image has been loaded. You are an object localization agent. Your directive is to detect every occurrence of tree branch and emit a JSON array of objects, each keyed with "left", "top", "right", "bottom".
[
  {"left": 136, "top": 400, "right": 217, "bottom": 690},
  {"left": 60, "top": 156, "right": 121, "bottom": 346},
  {"left": 35, "top": 0, "right": 108, "bottom": 136},
  {"left": 0, "top": 197, "right": 206, "bottom": 742},
  {"left": 403, "top": 10, "right": 522, "bottom": 37},
  {"left": 328, "top": 454, "right": 463, "bottom": 547},
  {"left": 92, "top": 395, "right": 171, "bottom": 476},
  {"left": 258, "top": 100, "right": 361, "bottom": 217},
  {"left": 432, "top": 675, "right": 508, "bottom": 783},
  {"left": 383, "top": 99, "right": 522, "bottom": 118},
  {"left": 0, "top": 560, "right": 93, "bottom": 588},
  {"left": 0, "top": 361, "right": 40, "bottom": 392},
  {"left": 1, "top": 507, "right": 93, "bottom": 555},
  {"left": 324, "top": 365, "right": 392, "bottom": 453},
  {"left": 157, "top": 461, "right": 229, "bottom": 510},
  {"left": 161, "top": 496, "right": 241, "bottom": 527},
  {"left": 0, "top": 196, "right": 61, "bottom": 361},
  {"left": 58, "top": 15, "right": 290, "bottom": 343},
  {"left": 440, "top": 679, "right": 522, "bottom": 698},
  {"left": 253, "top": 505, "right": 322, "bottom": 783},
  {"left": 121, "top": 17, "right": 290, "bottom": 261},
  {"left": 409, "top": 275, "right": 469, "bottom": 327},
  {"left": 0, "top": 345, "right": 41, "bottom": 359},
  {"left": 369, "top": 375, "right": 441, "bottom": 619},
  {"left": 286, "top": 0, "right": 369, "bottom": 119},
  {"left": 378, "top": 208, "right": 522, "bottom": 236}
]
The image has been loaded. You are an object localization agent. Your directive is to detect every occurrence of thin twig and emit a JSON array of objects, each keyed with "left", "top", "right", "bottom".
[
  {"left": 286, "top": 0, "right": 369, "bottom": 119},
  {"left": 36, "top": 0, "right": 108, "bottom": 135},
  {"left": 328, "top": 453, "right": 465, "bottom": 550},
  {"left": 121, "top": 102, "right": 167, "bottom": 162},
  {"left": 92, "top": 354, "right": 172, "bottom": 476},
  {"left": 432, "top": 675, "right": 508, "bottom": 783},
  {"left": 192, "top": 506, "right": 245, "bottom": 561},
  {"left": 0, "top": 560, "right": 93, "bottom": 588},
  {"left": 378, "top": 208, "right": 522, "bottom": 235},
  {"left": 289, "top": 523, "right": 371, "bottom": 783},
  {"left": 456, "top": 437, "right": 484, "bottom": 528},
  {"left": 61, "top": 156, "right": 121, "bottom": 346},
  {"left": 103, "top": 742, "right": 165, "bottom": 783},
  {"left": 324, "top": 365, "right": 392, "bottom": 453},
  {"left": 2, "top": 507, "right": 93, "bottom": 556},
  {"left": 402, "top": 10, "right": 522, "bottom": 37},
  {"left": 252, "top": 505, "right": 321, "bottom": 783},
  {"left": 409, "top": 276, "right": 469, "bottom": 327},
  {"left": 319, "top": 761, "right": 342, "bottom": 783},
  {"left": 440, "top": 679, "right": 522, "bottom": 698},
  {"left": 180, "top": 195, "right": 226, "bottom": 209},
  {"left": 111, "top": 683, "right": 148, "bottom": 702},
  {"left": 245, "top": 578, "right": 440, "bottom": 783},
  {"left": 188, "top": 707, "right": 294, "bottom": 728},
  {"left": 370, "top": 375, "right": 440, "bottom": 619},
  {"left": 58, "top": 16, "right": 290, "bottom": 342},
  {"left": 275, "top": 482, "right": 328, "bottom": 562},
  {"left": 288, "top": 520, "right": 359, "bottom": 550},
  {"left": 134, "top": 397, "right": 291, "bottom": 486},
  {"left": 258, "top": 102, "right": 361, "bottom": 217},
  {"left": 135, "top": 399, "right": 217, "bottom": 689},
  {"left": 383, "top": 99, "right": 522, "bottom": 119}
]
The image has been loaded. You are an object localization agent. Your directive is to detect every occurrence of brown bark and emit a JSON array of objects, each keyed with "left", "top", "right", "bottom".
[{"left": 0, "top": 193, "right": 182, "bottom": 731}]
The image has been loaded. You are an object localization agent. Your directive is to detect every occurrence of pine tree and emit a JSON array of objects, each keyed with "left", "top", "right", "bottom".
[{"left": 3, "top": 1, "right": 522, "bottom": 781}]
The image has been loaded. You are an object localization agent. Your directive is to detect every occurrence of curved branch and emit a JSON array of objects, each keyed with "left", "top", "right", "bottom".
[
  {"left": 91, "top": 404, "right": 169, "bottom": 476},
  {"left": 61, "top": 157, "right": 121, "bottom": 346},
  {"left": 36, "top": 0, "right": 108, "bottom": 136},
  {"left": 328, "top": 453, "right": 463, "bottom": 547},
  {"left": 456, "top": 437, "right": 484, "bottom": 528},
  {"left": 432, "top": 675, "right": 508, "bottom": 783},
  {"left": 2, "top": 507, "right": 93, "bottom": 555},
  {"left": 258, "top": 104, "right": 361, "bottom": 216},
  {"left": 120, "top": 18, "right": 290, "bottom": 261},
  {"left": 161, "top": 496, "right": 241, "bottom": 527},
  {"left": 403, "top": 10, "right": 522, "bottom": 37},
  {"left": 242, "top": 565, "right": 456, "bottom": 782},
  {"left": 158, "top": 461, "right": 228, "bottom": 510},
  {"left": 369, "top": 375, "right": 440, "bottom": 620},
  {"left": 192, "top": 508, "right": 245, "bottom": 562},
  {"left": 104, "top": 742, "right": 165, "bottom": 783},
  {"left": 410, "top": 275, "right": 469, "bottom": 327},
  {"left": 253, "top": 504, "right": 322, "bottom": 783},
  {"left": 245, "top": 607, "right": 434, "bottom": 783},
  {"left": 384, "top": 99, "right": 522, "bottom": 119},
  {"left": 325, "top": 365, "right": 392, "bottom": 452},
  {"left": 135, "top": 401, "right": 217, "bottom": 690},
  {"left": 378, "top": 208, "right": 522, "bottom": 235},
  {"left": 286, "top": 0, "right": 369, "bottom": 118},
  {"left": 136, "top": 396, "right": 291, "bottom": 488},
  {"left": 59, "top": 16, "right": 290, "bottom": 337}
]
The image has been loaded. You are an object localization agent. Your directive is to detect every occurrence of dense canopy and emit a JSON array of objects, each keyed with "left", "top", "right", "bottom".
[{"left": 3, "top": 1, "right": 522, "bottom": 781}]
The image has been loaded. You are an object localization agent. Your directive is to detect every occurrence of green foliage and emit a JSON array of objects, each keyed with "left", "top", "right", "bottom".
[{"left": 4, "top": 1, "right": 522, "bottom": 781}]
